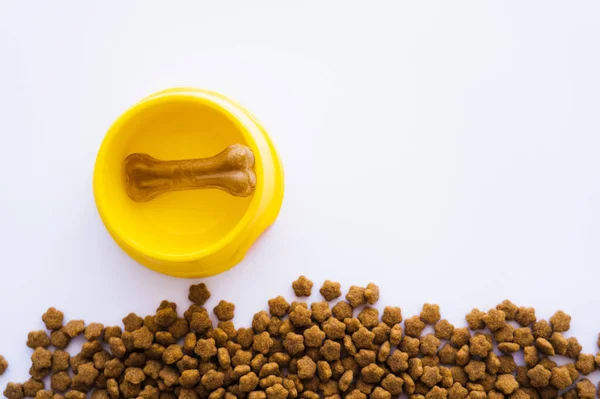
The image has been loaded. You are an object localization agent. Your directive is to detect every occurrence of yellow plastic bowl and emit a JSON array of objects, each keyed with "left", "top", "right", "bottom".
[{"left": 93, "top": 88, "right": 284, "bottom": 277}]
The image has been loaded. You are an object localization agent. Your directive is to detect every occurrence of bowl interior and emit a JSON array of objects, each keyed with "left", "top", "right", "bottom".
[{"left": 97, "top": 95, "right": 253, "bottom": 258}]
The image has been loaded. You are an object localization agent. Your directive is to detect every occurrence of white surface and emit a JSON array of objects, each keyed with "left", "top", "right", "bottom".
[{"left": 1, "top": 0, "right": 599, "bottom": 386}]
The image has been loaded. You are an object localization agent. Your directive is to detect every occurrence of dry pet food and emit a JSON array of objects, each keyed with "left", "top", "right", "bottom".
[{"left": 3, "top": 277, "right": 600, "bottom": 399}]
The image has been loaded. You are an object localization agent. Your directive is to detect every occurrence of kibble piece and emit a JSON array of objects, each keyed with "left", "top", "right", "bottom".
[
  {"left": 268, "top": 297, "right": 290, "bottom": 318},
  {"left": 266, "top": 383, "right": 288, "bottom": 399},
  {"left": 418, "top": 334, "right": 439, "bottom": 357},
  {"left": 464, "top": 361, "right": 486, "bottom": 382},
  {"left": 482, "top": 309, "right": 506, "bottom": 331},
  {"left": 549, "top": 311, "right": 571, "bottom": 332},
  {"left": 23, "top": 379, "right": 44, "bottom": 397},
  {"left": 536, "top": 338, "right": 555, "bottom": 356},
  {"left": 421, "top": 366, "right": 442, "bottom": 387},
  {"left": 239, "top": 372, "right": 260, "bottom": 392},
  {"left": 527, "top": 365, "right": 551, "bottom": 388},
  {"left": 405, "top": 316, "right": 426, "bottom": 338},
  {"left": 486, "top": 352, "right": 500, "bottom": 375},
  {"left": 32, "top": 347, "right": 52, "bottom": 369},
  {"left": 493, "top": 324, "right": 515, "bottom": 343},
  {"left": 515, "top": 307, "right": 536, "bottom": 327},
  {"left": 433, "top": 320, "right": 454, "bottom": 341},
  {"left": 0, "top": 355, "right": 8, "bottom": 376},
  {"left": 575, "top": 353, "right": 595, "bottom": 375},
  {"left": 48, "top": 329, "right": 69, "bottom": 349},
  {"left": 319, "top": 339, "right": 340, "bottom": 362},
  {"left": 212, "top": 301, "right": 235, "bottom": 322},
  {"left": 35, "top": 391, "right": 54, "bottom": 399},
  {"left": 321, "top": 317, "right": 345, "bottom": 341},
  {"left": 27, "top": 330, "right": 51, "bottom": 349},
  {"left": 253, "top": 332, "right": 274, "bottom": 354},
  {"left": 253, "top": 311, "right": 272, "bottom": 333},
  {"left": 102, "top": 326, "right": 121, "bottom": 343},
  {"left": 189, "top": 283, "right": 211, "bottom": 305},
  {"left": 292, "top": 276, "right": 313, "bottom": 297},
  {"left": 497, "top": 342, "right": 520, "bottom": 354},
  {"left": 575, "top": 379, "right": 595, "bottom": 399},
  {"left": 302, "top": 325, "right": 325, "bottom": 348},
  {"left": 331, "top": 302, "right": 353, "bottom": 321},
  {"left": 533, "top": 320, "right": 552, "bottom": 340},
  {"left": 566, "top": 337, "right": 583, "bottom": 358},
  {"left": 370, "top": 386, "right": 391, "bottom": 399},
  {"left": 4, "top": 383, "right": 24, "bottom": 399},
  {"left": 470, "top": 335, "right": 492, "bottom": 357},
  {"left": 282, "top": 333, "right": 304, "bottom": 356},
  {"left": 549, "top": 332, "right": 567, "bottom": 356},
  {"left": 496, "top": 300, "right": 518, "bottom": 320},
  {"left": 163, "top": 344, "right": 184, "bottom": 364},
  {"left": 297, "top": 356, "right": 317, "bottom": 379},
  {"left": 81, "top": 340, "right": 104, "bottom": 357},
  {"left": 550, "top": 367, "right": 572, "bottom": 390},
  {"left": 319, "top": 281, "right": 342, "bottom": 301},
  {"left": 495, "top": 375, "right": 519, "bottom": 395},
  {"left": 355, "top": 307, "right": 378, "bottom": 329},
  {"left": 353, "top": 327, "right": 375, "bottom": 349},
  {"left": 451, "top": 328, "right": 471, "bottom": 348},
  {"left": 456, "top": 345, "right": 471, "bottom": 367},
  {"left": 63, "top": 320, "right": 86, "bottom": 338},
  {"left": 311, "top": 301, "right": 332, "bottom": 324},
  {"left": 83, "top": 323, "right": 104, "bottom": 341},
  {"left": 514, "top": 328, "right": 534, "bottom": 348},
  {"left": 523, "top": 346, "right": 538, "bottom": 368},
  {"left": 42, "top": 307, "right": 64, "bottom": 330}
]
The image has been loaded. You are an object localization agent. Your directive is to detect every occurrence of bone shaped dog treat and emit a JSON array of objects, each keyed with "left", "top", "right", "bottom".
[{"left": 125, "top": 144, "right": 257, "bottom": 202}]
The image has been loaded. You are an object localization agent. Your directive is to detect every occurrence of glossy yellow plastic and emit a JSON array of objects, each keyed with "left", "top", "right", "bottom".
[{"left": 93, "top": 88, "right": 284, "bottom": 277}]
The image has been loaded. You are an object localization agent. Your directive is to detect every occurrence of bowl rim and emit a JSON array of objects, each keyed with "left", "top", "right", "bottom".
[{"left": 93, "top": 90, "right": 265, "bottom": 263}]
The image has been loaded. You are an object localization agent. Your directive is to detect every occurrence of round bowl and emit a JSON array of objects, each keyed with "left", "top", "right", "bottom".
[{"left": 93, "top": 88, "right": 284, "bottom": 277}]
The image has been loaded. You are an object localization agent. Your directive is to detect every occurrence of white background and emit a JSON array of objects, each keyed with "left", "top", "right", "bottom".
[{"left": 1, "top": 0, "right": 599, "bottom": 387}]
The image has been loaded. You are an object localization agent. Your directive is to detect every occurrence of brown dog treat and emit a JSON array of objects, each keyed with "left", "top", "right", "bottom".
[
  {"left": 550, "top": 367, "right": 572, "bottom": 390},
  {"left": 35, "top": 391, "right": 54, "bottom": 399},
  {"left": 0, "top": 355, "right": 8, "bottom": 376},
  {"left": 31, "top": 347, "right": 52, "bottom": 370},
  {"left": 303, "top": 326, "right": 325, "bottom": 348},
  {"left": 523, "top": 346, "right": 539, "bottom": 368},
  {"left": 4, "top": 383, "right": 24, "bottom": 399},
  {"left": 418, "top": 334, "right": 439, "bottom": 357},
  {"left": 27, "top": 331, "right": 51, "bottom": 349},
  {"left": 254, "top": 332, "right": 274, "bottom": 355},
  {"left": 536, "top": 338, "right": 555, "bottom": 356},
  {"left": 23, "top": 378, "right": 45, "bottom": 397},
  {"left": 213, "top": 301, "right": 235, "bottom": 322},
  {"left": 575, "top": 354, "right": 595, "bottom": 375},
  {"left": 319, "top": 281, "right": 342, "bottom": 301},
  {"left": 464, "top": 360, "right": 486, "bottom": 381},
  {"left": 566, "top": 337, "right": 583, "bottom": 358},
  {"left": 363, "top": 283, "right": 380, "bottom": 305},
  {"left": 292, "top": 276, "right": 313, "bottom": 297},
  {"left": 496, "top": 300, "right": 518, "bottom": 320},
  {"left": 451, "top": 328, "right": 471, "bottom": 348},
  {"left": 493, "top": 324, "right": 515, "bottom": 343},
  {"left": 189, "top": 283, "right": 211, "bottom": 305},
  {"left": 41, "top": 307, "right": 64, "bottom": 330},
  {"left": 486, "top": 353, "right": 500, "bottom": 375},
  {"left": 482, "top": 309, "right": 505, "bottom": 331},
  {"left": 527, "top": 365, "right": 551, "bottom": 388},
  {"left": 470, "top": 335, "right": 492, "bottom": 357},
  {"left": 311, "top": 302, "right": 332, "bottom": 324},
  {"left": 332, "top": 301, "right": 353, "bottom": 321},
  {"left": 495, "top": 375, "right": 519, "bottom": 395},
  {"left": 121, "top": 312, "right": 143, "bottom": 332},
  {"left": 404, "top": 316, "right": 425, "bottom": 338},
  {"left": 132, "top": 326, "right": 154, "bottom": 349},
  {"left": 102, "top": 326, "right": 121, "bottom": 343},
  {"left": 533, "top": 320, "right": 552, "bottom": 340},
  {"left": 345, "top": 286, "right": 367, "bottom": 308},
  {"left": 268, "top": 297, "right": 290, "bottom": 317},
  {"left": 124, "top": 367, "right": 145, "bottom": 384},
  {"left": 549, "top": 332, "right": 567, "bottom": 356},
  {"left": 514, "top": 328, "right": 534, "bottom": 348},
  {"left": 433, "top": 320, "right": 454, "bottom": 341},
  {"left": 421, "top": 366, "right": 442, "bottom": 387},
  {"left": 515, "top": 307, "right": 536, "bottom": 327},
  {"left": 63, "top": 320, "right": 85, "bottom": 338},
  {"left": 549, "top": 311, "right": 571, "bottom": 333},
  {"left": 575, "top": 379, "right": 595, "bottom": 399},
  {"left": 465, "top": 309, "right": 485, "bottom": 330},
  {"left": 49, "top": 329, "right": 69, "bottom": 349},
  {"left": 420, "top": 304, "right": 441, "bottom": 325},
  {"left": 253, "top": 311, "right": 272, "bottom": 333},
  {"left": 355, "top": 307, "right": 377, "bottom": 329},
  {"left": 84, "top": 323, "right": 104, "bottom": 341},
  {"left": 497, "top": 343, "right": 520, "bottom": 354}
]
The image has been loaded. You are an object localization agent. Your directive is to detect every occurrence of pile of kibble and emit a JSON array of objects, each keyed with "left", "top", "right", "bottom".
[{"left": 2, "top": 276, "right": 600, "bottom": 399}]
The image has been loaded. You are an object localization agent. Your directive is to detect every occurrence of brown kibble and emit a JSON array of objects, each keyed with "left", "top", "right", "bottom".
[
  {"left": 297, "top": 356, "right": 317, "bottom": 379},
  {"left": 332, "top": 302, "right": 353, "bottom": 321},
  {"left": 282, "top": 333, "right": 304, "bottom": 356},
  {"left": 496, "top": 300, "right": 518, "bottom": 320},
  {"left": 32, "top": 347, "right": 52, "bottom": 369},
  {"left": 84, "top": 323, "right": 104, "bottom": 341},
  {"left": 455, "top": 346, "right": 470, "bottom": 367},
  {"left": 102, "top": 326, "right": 121, "bottom": 343},
  {"left": 420, "top": 304, "right": 441, "bottom": 325},
  {"left": 575, "top": 379, "right": 595, "bottom": 399},
  {"left": 527, "top": 365, "right": 551, "bottom": 388},
  {"left": 515, "top": 307, "right": 536, "bottom": 327},
  {"left": 421, "top": 366, "right": 443, "bottom": 387},
  {"left": 514, "top": 327, "right": 534, "bottom": 348},
  {"left": 420, "top": 334, "right": 440, "bottom": 357},
  {"left": 339, "top": 370, "right": 354, "bottom": 392},
  {"left": 495, "top": 374, "right": 519, "bottom": 395},
  {"left": 498, "top": 355, "right": 517, "bottom": 374},
  {"left": 311, "top": 301, "right": 332, "bottom": 324},
  {"left": 124, "top": 367, "right": 145, "bottom": 384},
  {"left": 4, "top": 383, "right": 24, "bottom": 399},
  {"left": 51, "top": 371, "right": 71, "bottom": 392},
  {"left": 356, "top": 307, "right": 378, "bottom": 329},
  {"left": 322, "top": 317, "right": 346, "bottom": 340},
  {"left": 268, "top": 297, "right": 290, "bottom": 317},
  {"left": 451, "top": 328, "right": 471, "bottom": 348},
  {"left": 132, "top": 326, "right": 154, "bottom": 349},
  {"left": 35, "top": 391, "right": 54, "bottom": 399},
  {"left": 549, "top": 332, "right": 567, "bottom": 356},
  {"left": 549, "top": 311, "right": 571, "bottom": 333},
  {"left": 464, "top": 360, "right": 486, "bottom": 381},
  {"left": 470, "top": 334, "right": 492, "bottom": 357},
  {"left": 448, "top": 383, "right": 468, "bottom": 399},
  {"left": 189, "top": 283, "right": 211, "bottom": 305},
  {"left": 370, "top": 386, "right": 391, "bottom": 399},
  {"left": 303, "top": 325, "right": 325, "bottom": 348},
  {"left": 550, "top": 366, "right": 572, "bottom": 390},
  {"left": 81, "top": 340, "right": 103, "bottom": 357},
  {"left": 378, "top": 307, "right": 401, "bottom": 328},
  {"left": 381, "top": 374, "right": 404, "bottom": 395},
  {"left": 27, "top": 331, "right": 51, "bottom": 349},
  {"left": 266, "top": 383, "right": 288, "bottom": 399},
  {"left": 498, "top": 342, "right": 520, "bottom": 354},
  {"left": 434, "top": 320, "right": 454, "bottom": 341},
  {"left": 353, "top": 327, "right": 375, "bottom": 349},
  {"left": 566, "top": 337, "right": 583, "bottom": 358},
  {"left": 320, "top": 339, "right": 341, "bottom": 362},
  {"left": 239, "top": 372, "right": 260, "bottom": 392},
  {"left": 536, "top": 338, "right": 555, "bottom": 356},
  {"left": 320, "top": 281, "right": 341, "bottom": 301},
  {"left": 405, "top": 316, "right": 426, "bottom": 338},
  {"left": 292, "top": 276, "right": 313, "bottom": 297},
  {"left": 42, "top": 308, "right": 64, "bottom": 330},
  {"left": 213, "top": 301, "right": 235, "bottom": 322},
  {"left": 201, "top": 369, "right": 225, "bottom": 390},
  {"left": 493, "top": 324, "right": 515, "bottom": 343},
  {"left": 163, "top": 344, "right": 184, "bottom": 364},
  {"left": 52, "top": 349, "right": 71, "bottom": 372},
  {"left": 49, "top": 329, "right": 69, "bottom": 349},
  {"left": 253, "top": 311, "right": 272, "bottom": 332},
  {"left": 362, "top": 364, "right": 384, "bottom": 384},
  {"left": 0, "top": 355, "right": 8, "bottom": 376},
  {"left": 532, "top": 320, "right": 551, "bottom": 340},
  {"left": 575, "top": 354, "right": 595, "bottom": 375},
  {"left": 63, "top": 320, "right": 85, "bottom": 338},
  {"left": 254, "top": 332, "right": 274, "bottom": 354},
  {"left": 346, "top": 286, "right": 367, "bottom": 308},
  {"left": 524, "top": 346, "right": 539, "bottom": 368},
  {"left": 482, "top": 309, "right": 506, "bottom": 331},
  {"left": 400, "top": 336, "right": 421, "bottom": 358},
  {"left": 361, "top": 283, "right": 379, "bottom": 305},
  {"left": 23, "top": 378, "right": 44, "bottom": 397}
]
